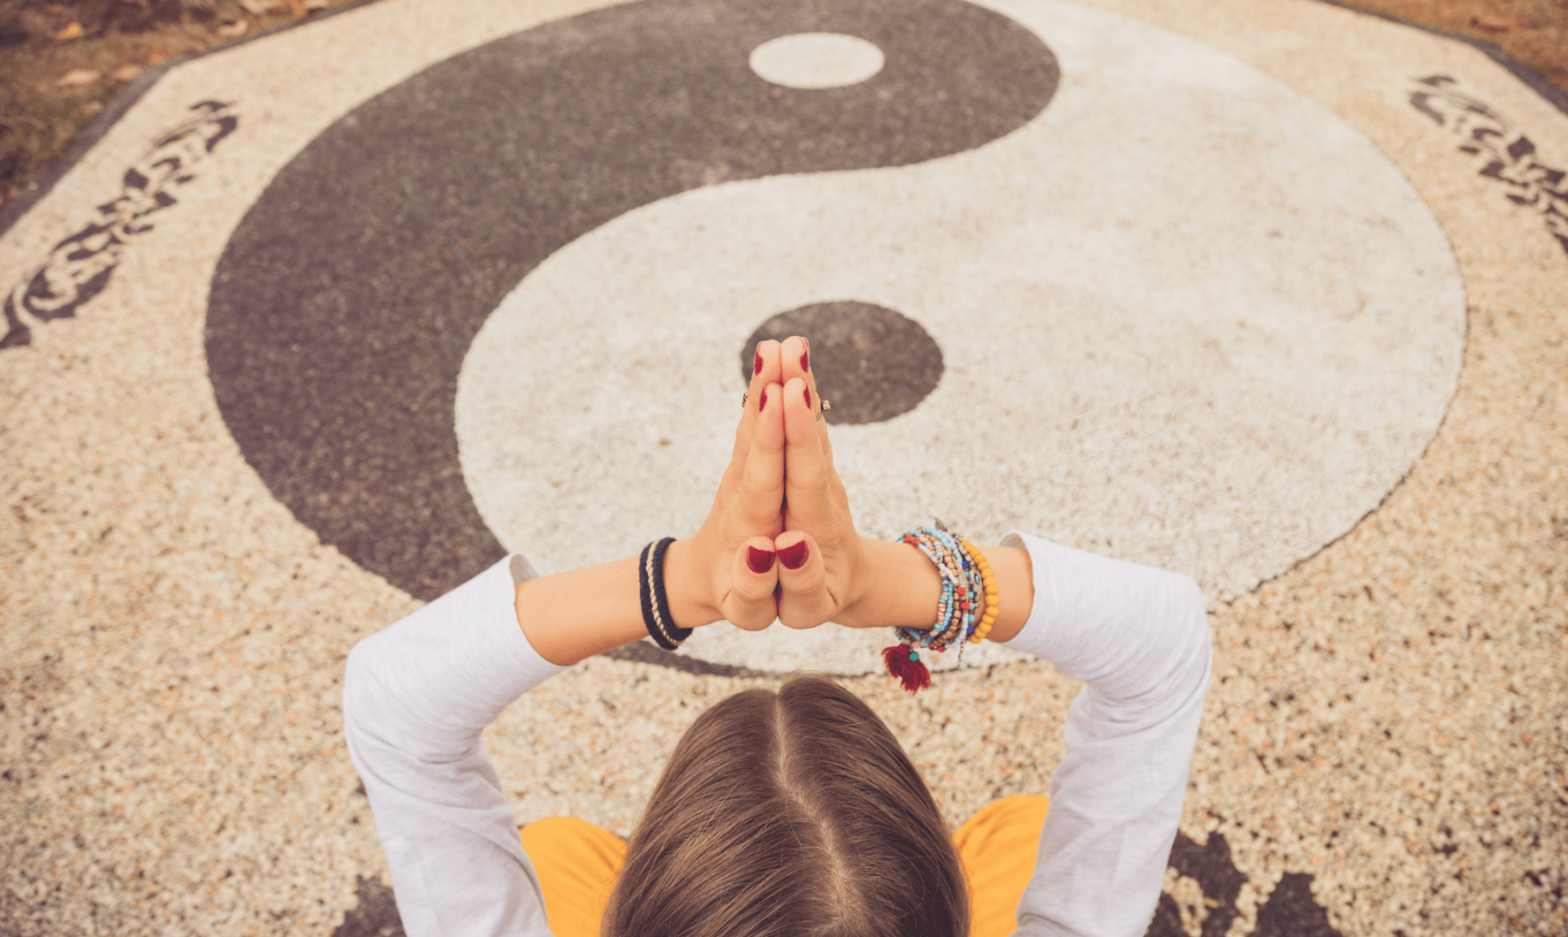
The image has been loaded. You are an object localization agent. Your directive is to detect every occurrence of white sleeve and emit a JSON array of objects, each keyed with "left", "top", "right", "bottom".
[
  {"left": 342, "top": 555, "right": 567, "bottom": 937},
  {"left": 998, "top": 533, "right": 1212, "bottom": 937}
]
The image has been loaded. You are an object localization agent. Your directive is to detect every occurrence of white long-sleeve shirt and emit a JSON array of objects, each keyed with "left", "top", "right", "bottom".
[{"left": 343, "top": 533, "right": 1211, "bottom": 936}]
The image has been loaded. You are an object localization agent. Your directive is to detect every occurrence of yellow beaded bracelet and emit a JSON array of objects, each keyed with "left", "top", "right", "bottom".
[{"left": 962, "top": 539, "right": 999, "bottom": 643}]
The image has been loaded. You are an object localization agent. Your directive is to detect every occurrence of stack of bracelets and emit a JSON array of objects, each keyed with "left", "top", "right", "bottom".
[
  {"left": 638, "top": 537, "right": 692, "bottom": 651},
  {"left": 639, "top": 527, "right": 998, "bottom": 692},
  {"left": 881, "top": 525, "right": 998, "bottom": 693}
]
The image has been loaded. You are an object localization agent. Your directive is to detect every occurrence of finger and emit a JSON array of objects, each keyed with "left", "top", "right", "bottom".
[
  {"left": 780, "top": 338, "right": 845, "bottom": 510},
  {"left": 724, "top": 536, "right": 780, "bottom": 630},
  {"left": 729, "top": 339, "right": 784, "bottom": 470},
  {"left": 779, "top": 335, "right": 829, "bottom": 441},
  {"left": 739, "top": 381, "right": 786, "bottom": 531},
  {"left": 778, "top": 336, "right": 821, "bottom": 412},
  {"left": 781, "top": 376, "right": 834, "bottom": 527},
  {"left": 773, "top": 530, "right": 833, "bottom": 629}
]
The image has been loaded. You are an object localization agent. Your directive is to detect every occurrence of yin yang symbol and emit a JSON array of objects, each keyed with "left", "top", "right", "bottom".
[
  {"left": 207, "top": 0, "right": 1464, "bottom": 675},
  {"left": 207, "top": 0, "right": 1057, "bottom": 603}
]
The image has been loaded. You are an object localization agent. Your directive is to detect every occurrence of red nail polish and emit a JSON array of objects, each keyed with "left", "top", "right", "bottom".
[
  {"left": 803, "top": 386, "right": 811, "bottom": 409},
  {"left": 758, "top": 387, "right": 768, "bottom": 410},
  {"left": 779, "top": 540, "right": 808, "bottom": 569},
  {"left": 747, "top": 546, "right": 775, "bottom": 574},
  {"left": 754, "top": 349, "right": 764, "bottom": 377},
  {"left": 801, "top": 347, "right": 810, "bottom": 372}
]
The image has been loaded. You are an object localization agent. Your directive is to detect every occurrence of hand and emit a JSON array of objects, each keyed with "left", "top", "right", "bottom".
[
  {"left": 517, "top": 335, "right": 1023, "bottom": 666},
  {"left": 764, "top": 336, "right": 995, "bottom": 636},
  {"left": 515, "top": 341, "right": 788, "bottom": 664},
  {"left": 762, "top": 336, "right": 874, "bottom": 629},
  {"left": 670, "top": 339, "right": 789, "bottom": 630}
]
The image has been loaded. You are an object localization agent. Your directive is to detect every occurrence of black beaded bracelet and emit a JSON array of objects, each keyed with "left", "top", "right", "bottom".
[{"left": 638, "top": 537, "right": 691, "bottom": 651}]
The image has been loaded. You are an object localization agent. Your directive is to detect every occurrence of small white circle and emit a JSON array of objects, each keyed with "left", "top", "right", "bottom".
[{"left": 749, "top": 33, "right": 885, "bottom": 89}]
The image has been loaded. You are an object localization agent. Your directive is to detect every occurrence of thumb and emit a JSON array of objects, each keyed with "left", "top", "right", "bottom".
[
  {"left": 774, "top": 530, "right": 834, "bottom": 629},
  {"left": 723, "top": 536, "right": 780, "bottom": 631}
]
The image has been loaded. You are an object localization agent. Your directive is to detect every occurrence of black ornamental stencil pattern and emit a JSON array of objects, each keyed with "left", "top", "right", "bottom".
[
  {"left": 2, "top": 101, "right": 238, "bottom": 350},
  {"left": 1410, "top": 75, "right": 1568, "bottom": 258}
]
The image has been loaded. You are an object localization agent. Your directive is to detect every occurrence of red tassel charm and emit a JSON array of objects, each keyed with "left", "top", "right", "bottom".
[{"left": 883, "top": 645, "right": 931, "bottom": 694}]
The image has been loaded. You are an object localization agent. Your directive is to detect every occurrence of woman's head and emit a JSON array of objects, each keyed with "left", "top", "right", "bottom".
[{"left": 601, "top": 675, "right": 967, "bottom": 937}]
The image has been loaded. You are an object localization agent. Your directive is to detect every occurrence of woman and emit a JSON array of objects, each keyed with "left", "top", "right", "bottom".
[{"left": 344, "top": 337, "right": 1211, "bottom": 936}]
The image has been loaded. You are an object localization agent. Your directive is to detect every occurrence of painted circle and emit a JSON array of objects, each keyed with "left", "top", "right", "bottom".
[
  {"left": 740, "top": 301, "right": 944, "bottom": 424},
  {"left": 748, "top": 32, "right": 886, "bottom": 89},
  {"left": 455, "top": 0, "right": 1464, "bottom": 675}
]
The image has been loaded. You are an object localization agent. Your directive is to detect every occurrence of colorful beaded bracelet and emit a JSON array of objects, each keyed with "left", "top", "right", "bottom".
[{"left": 882, "top": 525, "right": 999, "bottom": 693}]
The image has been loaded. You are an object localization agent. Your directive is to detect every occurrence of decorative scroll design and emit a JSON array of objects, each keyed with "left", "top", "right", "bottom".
[
  {"left": 1410, "top": 75, "right": 1568, "bottom": 259},
  {"left": 2, "top": 100, "right": 238, "bottom": 350},
  {"left": 1143, "top": 831, "right": 1344, "bottom": 937}
]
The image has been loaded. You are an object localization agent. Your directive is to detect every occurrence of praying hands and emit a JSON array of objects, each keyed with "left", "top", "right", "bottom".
[{"left": 513, "top": 336, "right": 1033, "bottom": 668}]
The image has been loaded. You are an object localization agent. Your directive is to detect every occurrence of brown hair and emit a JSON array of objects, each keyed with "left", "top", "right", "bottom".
[{"left": 600, "top": 675, "right": 968, "bottom": 937}]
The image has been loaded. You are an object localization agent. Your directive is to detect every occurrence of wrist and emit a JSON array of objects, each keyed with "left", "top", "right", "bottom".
[
  {"left": 976, "top": 545, "right": 1033, "bottom": 643},
  {"left": 662, "top": 537, "right": 721, "bottom": 629},
  {"left": 837, "top": 536, "right": 941, "bottom": 630}
]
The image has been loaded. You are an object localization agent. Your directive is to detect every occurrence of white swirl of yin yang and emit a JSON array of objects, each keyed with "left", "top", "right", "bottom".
[{"left": 455, "top": 0, "right": 1465, "bottom": 675}]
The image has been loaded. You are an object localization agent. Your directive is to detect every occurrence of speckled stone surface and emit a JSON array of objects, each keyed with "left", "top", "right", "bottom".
[{"left": 1, "top": 0, "right": 1565, "bottom": 933}]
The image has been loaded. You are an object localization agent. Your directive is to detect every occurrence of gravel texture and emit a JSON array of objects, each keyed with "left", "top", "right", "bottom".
[{"left": 0, "top": 0, "right": 1564, "bottom": 934}]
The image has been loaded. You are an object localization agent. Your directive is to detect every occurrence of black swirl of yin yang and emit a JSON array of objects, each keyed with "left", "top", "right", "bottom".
[{"left": 205, "top": 0, "right": 1058, "bottom": 600}]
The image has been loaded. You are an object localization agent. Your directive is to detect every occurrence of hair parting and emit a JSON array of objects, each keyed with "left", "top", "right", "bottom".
[{"left": 599, "top": 675, "right": 969, "bottom": 937}]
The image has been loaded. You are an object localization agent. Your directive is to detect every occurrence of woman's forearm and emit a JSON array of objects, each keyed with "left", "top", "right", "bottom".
[
  {"left": 517, "top": 535, "right": 1037, "bottom": 665},
  {"left": 515, "top": 540, "right": 718, "bottom": 666},
  {"left": 839, "top": 538, "right": 1034, "bottom": 640}
]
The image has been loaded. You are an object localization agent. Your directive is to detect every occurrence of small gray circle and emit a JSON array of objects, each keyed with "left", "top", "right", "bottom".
[{"left": 741, "top": 300, "right": 943, "bottom": 424}]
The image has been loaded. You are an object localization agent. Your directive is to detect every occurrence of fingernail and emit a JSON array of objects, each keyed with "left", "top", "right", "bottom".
[
  {"left": 803, "top": 386, "right": 811, "bottom": 409},
  {"left": 759, "top": 386, "right": 768, "bottom": 410},
  {"left": 747, "top": 546, "right": 775, "bottom": 574},
  {"left": 778, "top": 539, "right": 808, "bottom": 569},
  {"left": 754, "top": 348, "right": 763, "bottom": 378},
  {"left": 801, "top": 344, "right": 810, "bottom": 372}
]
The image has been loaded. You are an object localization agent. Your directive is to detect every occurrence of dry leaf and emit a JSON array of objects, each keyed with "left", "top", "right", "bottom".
[
  {"left": 53, "top": 21, "right": 83, "bottom": 40},
  {"left": 55, "top": 68, "right": 101, "bottom": 88},
  {"left": 217, "top": 20, "right": 249, "bottom": 37},
  {"left": 112, "top": 64, "right": 143, "bottom": 82},
  {"left": 1470, "top": 14, "right": 1526, "bottom": 32},
  {"left": 145, "top": 52, "right": 170, "bottom": 65},
  {"left": 237, "top": 0, "right": 278, "bottom": 13}
]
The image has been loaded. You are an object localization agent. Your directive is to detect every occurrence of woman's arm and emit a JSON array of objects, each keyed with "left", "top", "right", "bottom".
[
  {"left": 841, "top": 532, "right": 1208, "bottom": 936},
  {"left": 1003, "top": 536, "right": 1210, "bottom": 937},
  {"left": 343, "top": 555, "right": 561, "bottom": 937},
  {"left": 769, "top": 332, "right": 1209, "bottom": 934},
  {"left": 841, "top": 531, "right": 1208, "bottom": 936},
  {"left": 345, "top": 342, "right": 796, "bottom": 936},
  {"left": 343, "top": 544, "right": 732, "bottom": 937},
  {"left": 513, "top": 540, "right": 713, "bottom": 665}
]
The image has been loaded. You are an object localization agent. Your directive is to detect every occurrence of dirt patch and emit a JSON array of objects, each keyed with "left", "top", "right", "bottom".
[
  {"left": 0, "top": 0, "right": 370, "bottom": 210},
  {"left": 1334, "top": 0, "right": 1568, "bottom": 95}
]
